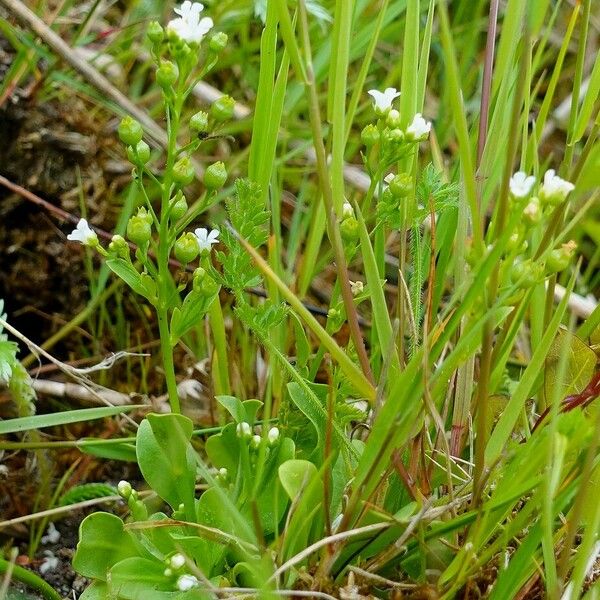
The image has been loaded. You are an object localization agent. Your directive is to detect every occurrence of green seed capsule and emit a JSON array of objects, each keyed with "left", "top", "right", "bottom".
[
  {"left": 173, "top": 156, "right": 195, "bottom": 186},
  {"left": 190, "top": 111, "right": 209, "bottom": 133},
  {"left": 127, "top": 214, "right": 152, "bottom": 246},
  {"left": 209, "top": 32, "right": 228, "bottom": 53},
  {"left": 204, "top": 161, "right": 227, "bottom": 189},
  {"left": 211, "top": 95, "right": 235, "bottom": 121},
  {"left": 170, "top": 193, "right": 188, "bottom": 221},
  {"left": 156, "top": 61, "right": 178, "bottom": 89},
  {"left": 174, "top": 233, "right": 199, "bottom": 264},
  {"left": 118, "top": 116, "right": 143, "bottom": 146},
  {"left": 361, "top": 124, "right": 380, "bottom": 147},
  {"left": 147, "top": 21, "right": 164, "bottom": 44},
  {"left": 388, "top": 173, "right": 412, "bottom": 198},
  {"left": 340, "top": 217, "right": 359, "bottom": 243}
]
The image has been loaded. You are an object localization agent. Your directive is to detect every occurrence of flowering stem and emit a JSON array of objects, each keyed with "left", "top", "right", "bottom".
[
  {"left": 157, "top": 306, "right": 180, "bottom": 414},
  {"left": 208, "top": 289, "right": 231, "bottom": 397}
]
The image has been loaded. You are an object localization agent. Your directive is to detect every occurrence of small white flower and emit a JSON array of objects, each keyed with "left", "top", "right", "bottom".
[
  {"left": 236, "top": 421, "right": 251, "bottom": 438},
  {"left": 509, "top": 171, "right": 536, "bottom": 198},
  {"left": 41, "top": 522, "right": 60, "bottom": 545},
  {"left": 540, "top": 169, "right": 575, "bottom": 203},
  {"left": 251, "top": 434, "right": 262, "bottom": 449},
  {"left": 67, "top": 218, "right": 98, "bottom": 246},
  {"left": 176, "top": 574, "right": 199, "bottom": 591},
  {"left": 0, "top": 464, "right": 8, "bottom": 478},
  {"left": 367, "top": 87, "right": 400, "bottom": 114},
  {"left": 170, "top": 553, "right": 186, "bottom": 570},
  {"left": 194, "top": 227, "right": 219, "bottom": 253},
  {"left": 267, "top": 427, "right": 280, "bottom": 445},
  {"left": 39, "top": 551, "right": 59, "bottom": 575},
  {"left": 406, "top": 113, "right": 431, "bottom": 140},
  {"left": 168, "top": 2, "right": 213, "bottom": 44},
  {"left": 523, "top": 198, "right": 541, "bottom": 223},
  {"left": 117, "top": 480, "right": 132, "bottom": 499},
  {"left": 342, "top": 202, "right": 354, "bottom": 219},
  {"left": 383, "top": 173, "right": 395, "bottom": 184},
  {"left": 350, "top": 280, "right": 364, "bottom": 296},
  {"left": 218, "top": 467, "right": 228, "bottom": 478}
]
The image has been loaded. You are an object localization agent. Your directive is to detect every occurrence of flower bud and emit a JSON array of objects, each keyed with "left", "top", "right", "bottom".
[
  {"left": 251, "top": 434, "right": 262, "bottom": 449},
  {"left": 209, "top": 32, "right": 228, "bottom": 53},
  {"left": 108, "top": 234, "right": 129, "bottom": 258},
  {"left": 127, "top": 212, "right": 152, "bottom": 246},
  {"left": 117, "top": 480, "right": 132, "bottom": 499},
  {"left": 169, "top": 554, "right": 186, "bottom": 570},
  {"left": 174, "top": 232, "right": 199, "bottom": 264},
  {"left": 386, "top": 109, "right": 401, "bottom": 128},
  {"left": 361, "top": 124, "right": 380, "bottom": 147},
  {"left": 156, "top": 61, "right": 178, "bottom": 89},
  {"left": 204, "top": 161, "right": 227, "bottom": 189},
  {"left": 236, "top": 421, "right": 252, "bottom": 439},
  {"left": 342, "top": 202, "right": 354, "bottom": 219},
  {"left": 211, "top": 95, "right": 235, "bottom": 121},
  {"left": 546, "top": 241, "right": 576, "bottom": 273},
  {"left": 382, "top": 128, "right": 404, "bottom": 145},
  {"left": 388, "top": 173, "right": 412, "bottom": 198},
  {"left": 173, "top": 156, "right": 195, "bottom": 186},
  {"left": 267, "top": 427, "right": 280, "bottom": 446},
  {"left": 127, "top": 140, "right": 151, "bottom": 165},
  {"left": 511, "top": 260, "right": 543, "bottom": 288},
  {"left": 523, "top": 197, "right": 542, "bottom": 226},
  {"left": 138, "top": 206, "right": 153, "bottom": 225},
  {"left": 147, "top": 21, "right": 164, "bottom": 44},
  {"left": 118, "top": 116, "right": 143, "bottom": 146},
  {"left": 190, "top": 111, "right": 209, "bottom": 133},
  {"left": 170, "top": 192, "right": 188, "bottom": 220},
  {"left": 340, "top": 216, "right": 359, "bottom": 243}
]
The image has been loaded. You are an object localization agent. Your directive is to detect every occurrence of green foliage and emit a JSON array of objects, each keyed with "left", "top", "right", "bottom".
[
  {"left": 218, "top": 179, "right": 270, "bottom": 293},
  {"left": 59, "top": 483, "right": 118, "bottom": 506}
]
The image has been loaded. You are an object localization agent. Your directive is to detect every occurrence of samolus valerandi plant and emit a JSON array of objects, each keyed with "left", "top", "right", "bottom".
[
  {"left": 65, "top": 1, "right": 232, "bottom": 415},
  {"left": 12, "top": 0, "right": 595, "bottom": 599}
]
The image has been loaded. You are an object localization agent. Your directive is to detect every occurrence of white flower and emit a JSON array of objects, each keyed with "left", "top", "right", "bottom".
[
  {"left": 267, "top": 427, "right": 280, "bottom": 445},
  {"left": 41, "top": 522, "right": 60, "bottom": 545},
  {"left": 540, "top": 169, "right": 575, "bottom": 203},
  {"left": 194, "top": 227, "right": 219, "bottom": 253},
  {"left": 251, "top": 434, "right": 262, "bottom": 449},
  {"left": 67, "top": 219, "right": 98, "bottom": 246},
  {"left": 509, "top": 171, "right": 536, "bottom": 198},
  {"left": 342, "top": 202, "right": 354, "bottom": 219},
  {"left": 350, "top": 280, "right": 364, "bottom": 296},
  {"left": 236, "top": 421, "right": 251, "bottom": 438},
  {"left": 168, "top": 2, "right": 213, "bottom": 44},
  {"left": 367, "top": 87, "right": 400, "bottom": 114},
  {"left": 176, "top": 574, "right": 199, "bottom": 591},
  {"left": 40, "top": 551, "right": 59, "bottom": 575},
  {"left": 170, "top": 553, "right": 186, "bottom": 570},
  {"left": 406, "top": 113, "right": 431, "bottom": 140}
]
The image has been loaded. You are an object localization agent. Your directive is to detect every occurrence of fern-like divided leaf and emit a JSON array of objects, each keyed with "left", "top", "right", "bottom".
[
  {"left": 59, "top": 483, "right": 118, "bottom": 506},
  {"left": 0, "top": 299, "right": 19, "bottom": 384},
  {"left": 218, "top": 179, "right": 270, "bottom": 294}
]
